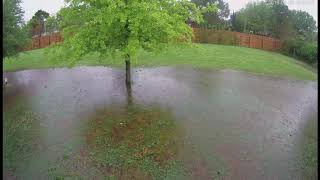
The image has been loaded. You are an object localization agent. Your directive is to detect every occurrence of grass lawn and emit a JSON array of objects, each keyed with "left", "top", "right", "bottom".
[{"left": 3, "top": 43, "right": 316, "bottom": 81}]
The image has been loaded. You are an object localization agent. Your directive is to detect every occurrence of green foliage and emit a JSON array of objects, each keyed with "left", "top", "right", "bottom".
[
  {"left": 3, "top": 0, "right": 30, "bottom": 57},
  {"left": 26, "top": 10, "right": 50, "bottom": 37},
  {"left": 45, "top": 15, "right": 60, "bottom": 34},
  {"left": 283, "top": 39, "right": 318, "bottom": 64},
  {"left": 191, "top": 0, "right": 230, "bottom": 29},
  {"left": 288, "top": 10, "right": 317, "bottom": 41},
  {"left": 48, "top": 0, "right": 216, "bottom": 64},
  {"left": 231, "top": 0, "right": 289, "bottom": 38},
  {"left": 231, "top": 0, "right": 317, "bottom": 41},
  {"left": 231, "top": 0, "right": 318, "bottom": 65}
]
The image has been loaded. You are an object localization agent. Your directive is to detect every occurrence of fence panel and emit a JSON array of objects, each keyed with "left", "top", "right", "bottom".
[
  {"left": 25, "top": 29, "right": 282, "bottom": 52},
  {"left": 193, "top": 28, "right": 282, "bottom": 52},
  {"left": 25, "top": 33, "right": 63, "bottom": 51}
]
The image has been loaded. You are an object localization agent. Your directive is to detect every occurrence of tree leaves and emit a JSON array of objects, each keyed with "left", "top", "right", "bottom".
[
  {"left": 3, "top": 0, "right": 29, "bottom": 57},
  {"left": 48, "top": 0, "right": 216, "bottom": 63}
]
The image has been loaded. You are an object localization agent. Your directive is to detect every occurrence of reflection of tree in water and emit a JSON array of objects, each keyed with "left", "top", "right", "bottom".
[
  {"left": 109, "top": 69, "right": 133, "bottom": 107},
  {"left": 126, "top": 77, "right": 133, "bottom": 107}
]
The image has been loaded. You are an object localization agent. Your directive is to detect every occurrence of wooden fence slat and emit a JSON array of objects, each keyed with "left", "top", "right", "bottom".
[
  {"left": 25, "top": 33, "right": 63, "bottom": 51},
  {"left": 192, "top": 28, "right": 282, "bottom": 52},
  {"left": 25, "top": 29, "right": 283, "bottom": 52}
]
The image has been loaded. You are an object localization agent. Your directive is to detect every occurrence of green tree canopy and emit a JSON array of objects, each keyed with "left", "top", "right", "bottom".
[
  {"left": 50, "top": 0, "right": 216, "bottom": 63},
  {"left": 230, "top": 0, "right": 317, "bottom": 41},
  {"left": 27, "top": 10, "right": 50, "bottom": 36},
  {"left": 289, "top": 10, "right": 317, "bottom": 41},
  {"left": 3, "top": 0, "right": 29, "bottom": 57},
  {"left": 45, "top": 15, "right": 60, "bottom": 34},
  {"left": 191, "top": 0, "right": 230, "bottom": 29},
  {"left": 231, "top": 0, "right": 289, "bottom": 38}
]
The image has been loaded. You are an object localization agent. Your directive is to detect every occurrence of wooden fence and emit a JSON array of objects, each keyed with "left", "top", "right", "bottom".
[
  {"left": 192, "top": 28, "right": 283, "bottom": 51},
  {"left": 24, "top": 29, "right": 283, "bottom": 52},
  {"left": 24, "top": 32, "right": 63, "bottom": 51}
]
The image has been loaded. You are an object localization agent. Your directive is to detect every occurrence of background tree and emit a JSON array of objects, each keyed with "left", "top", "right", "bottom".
[
  {"left": 230, "top": 0, "right": 317, "bottom": 41},
  {"left": 191, "top": 0, "right": 230, "bottom": 29},
  {"left": 231, "top": 1, "right": 276, "bottom": 36},
  {"left": 3, "top": 0, "right": 29, "bottom": 57},
  {"left": 27, "top": 10, "right": 50, "bottom": 37},
  {"left": 49, "top": 0, "right": 216, "bottom": 86},
  {"left": 288, "top": 10, "right": 317, "bottom": 41},
  {"left": 265, "top": 0, "right": 290, "bottom": 39},
  {"left": 230, "top": 11, "right": 238, "bottom": 31},
  {"left": 45, "top": 15, "right": 60, "bottom": 34}
]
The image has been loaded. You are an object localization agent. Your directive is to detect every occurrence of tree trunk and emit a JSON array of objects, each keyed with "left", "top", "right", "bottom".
[
  {"left": 125, "top": 55, "right": 132, "bottom": 106},
  {"left": 125, "top": 56, "right": 131, "bottom": 85}
]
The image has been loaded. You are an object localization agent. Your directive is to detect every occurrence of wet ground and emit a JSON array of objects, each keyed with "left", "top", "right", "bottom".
[{"left": 3, "top": 66, "right": 318, "bottom": 179}]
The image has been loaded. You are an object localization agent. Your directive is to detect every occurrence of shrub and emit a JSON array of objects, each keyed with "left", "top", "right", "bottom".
[
  {"left": 299, "top": 43, "right": 318, "bottom": 64},
  {"left": 282, "top": 39, "right": 318, "bottom": 64}
]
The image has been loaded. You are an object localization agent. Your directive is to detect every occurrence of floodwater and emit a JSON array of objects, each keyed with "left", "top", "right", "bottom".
[{"left": 3, "top": 66, "right": 318, "bottom": 179}]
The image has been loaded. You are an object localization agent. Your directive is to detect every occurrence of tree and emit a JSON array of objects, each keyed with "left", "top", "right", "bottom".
[
  {"left": 230, "top": 0, "right": 292, "bottom": 38},
  {"left": 288, "top": 10, "right": 317, "bottom": 41},
  {"left": 230, "top": 11, "right": 241, "bottom": 32},
  {"left": 49, "top": 0, "right": 216, "bottom": 86},
  {"left": 232, "top": 2, "right": 274, "bottom": 35},
  {"left": 230, "top": 0, "right": 317, "bottom": 41},
  {"left": 3, "top": 0, "right": 29, "bottom": 57},
  {"left": 191, "top": 0, "right": 230, "bottom": 29},
  {"left": 266, "top": 0, "right": 290, "bottom": 39},
  {"left": 46, "top": 15, "right": 60, "bottom": 34},
  {"left": 28, "top": 10, "right": 50, "bottom": 36}
]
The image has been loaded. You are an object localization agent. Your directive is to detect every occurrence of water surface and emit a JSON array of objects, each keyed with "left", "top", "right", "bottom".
[{"left": 3, "top": 66, "right": 318, "bottom": 179}]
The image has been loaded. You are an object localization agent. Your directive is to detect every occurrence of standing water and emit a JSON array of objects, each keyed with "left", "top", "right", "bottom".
[{"left": 3, "top": 66, "right": 317, "bottom": 179}]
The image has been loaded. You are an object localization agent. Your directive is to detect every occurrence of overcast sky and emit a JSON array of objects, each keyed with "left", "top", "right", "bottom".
[{"left": 21, "top": 0, "right": 318, "bottom": 24}]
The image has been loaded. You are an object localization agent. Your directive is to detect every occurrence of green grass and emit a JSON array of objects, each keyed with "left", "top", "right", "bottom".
[
  {"left": 3, "top": 44, "right": 316, "bottom": 80},
  {"left": 3, "top": 98, "right": 41, "bottom": 170},
  {"left": 297, "top": 118, "right": 318, "bottom": 179},
  {"left": 86, "top": 105, "right": 188, "bottom": 179}
]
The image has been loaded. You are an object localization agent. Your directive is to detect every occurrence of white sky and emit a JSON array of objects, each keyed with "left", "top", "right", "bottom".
[
  {"left": 21, "top": 0, "right": 318, "bottom": 24},
  {"left": 21, "top": 0, "right": 65, "bottom": 21}
]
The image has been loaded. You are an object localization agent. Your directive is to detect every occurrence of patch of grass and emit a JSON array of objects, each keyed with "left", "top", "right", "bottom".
[
  {"left": 3, "top": 99, "right": 41, "bottom": 170},
  {"left": 3, "top": 44, "right": 316, "bottom": 81},
  {"left": 86, "top": 105, "right": 188, "bottom": 179},
  {"left": 297, "top": 118, "right": 318, "bottom": 179}
]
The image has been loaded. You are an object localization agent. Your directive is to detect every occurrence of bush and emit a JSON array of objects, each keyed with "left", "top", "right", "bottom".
[
  {"left": 282, "top": 39, "right": 318, "bottom": 64},
  {"left": 300, "top": 43, "right": 318, "bottom": 64}
]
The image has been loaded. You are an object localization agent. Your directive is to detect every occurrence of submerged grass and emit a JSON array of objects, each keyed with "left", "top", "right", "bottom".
[
  {"left": 298, "top": 118, "right": 318, "bottom": 179},
  {"left": 3, "top": 44, "right": 316, "bottom": 80},
  {"left": 3, "top": 99, "right": 40, "bottom": 171},
  {"left": 86, "top": 105, "right": 188, "bottom": 179}
]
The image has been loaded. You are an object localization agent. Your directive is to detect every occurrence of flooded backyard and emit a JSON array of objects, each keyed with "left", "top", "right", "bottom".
[{"left": 3, "top": 66, "right": 318, "bottom": 179}]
